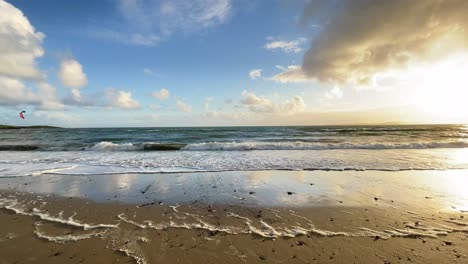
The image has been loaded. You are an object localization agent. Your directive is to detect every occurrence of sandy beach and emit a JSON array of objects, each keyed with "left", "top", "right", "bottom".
[
  {"left": 1, "top": 170, "right": 467, "bottom": 263},
  {"left": 2, "top": 0, "right": 468, "bottom": 262}
]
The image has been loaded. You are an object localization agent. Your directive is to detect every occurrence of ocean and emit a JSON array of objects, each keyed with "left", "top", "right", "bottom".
[{"left": 0, "top": 125, "right": 467, "bottom": 177}]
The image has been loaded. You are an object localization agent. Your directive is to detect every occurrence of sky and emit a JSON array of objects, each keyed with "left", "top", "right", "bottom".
[{"left": 1, "top": 0, "right": 468, "bottom": 127}]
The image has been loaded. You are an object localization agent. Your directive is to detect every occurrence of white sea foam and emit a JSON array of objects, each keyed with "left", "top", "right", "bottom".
[
  {"left": 115, "top": 246, "right": 147, "bottom": 264},
  {"left": 183, "top": 141, "right": 468, "bottom": 151},
  {"left": 34, "top": 140, "right": 468, "bottom": 152},
  {"left": 0, "top": 198, "right": 118, "bottom": 230},
  {"left": 3, "top": 196, "right": 468, "bottom": 246},
  {"left": 34, "top": 222, "right": 105, "bottom": 243},
  {"left": 87, "top": 142, "right": 138, "bottom": 151},
  {"left": 1, "top": 145, "right": 468, "bottom": 177}
]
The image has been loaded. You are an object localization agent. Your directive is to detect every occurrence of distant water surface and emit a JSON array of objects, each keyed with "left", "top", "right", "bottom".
[{"left": 0, "top": 125, "right": 467, "bottom": 176}]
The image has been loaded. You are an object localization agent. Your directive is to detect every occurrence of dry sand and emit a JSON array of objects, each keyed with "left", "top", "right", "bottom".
[{"left": 1, "top": 170, "right": 468, "bottom": 263}]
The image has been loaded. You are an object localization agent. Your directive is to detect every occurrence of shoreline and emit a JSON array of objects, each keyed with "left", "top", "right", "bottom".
[{"left": 1, "top": 170, "right": 468, "bottom": 263}]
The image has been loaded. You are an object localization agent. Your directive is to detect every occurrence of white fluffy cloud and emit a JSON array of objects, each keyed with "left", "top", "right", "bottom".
[
  {"left": 264, "top": 38, "right": 306, "bottom": 53},
  {"left": 0, "top": 0, "right": 63, "bottom": 110},
  {"left": 300, "top": 0, "right": 468, "bottom": 84},
  {"left": 59, "top": 59, "right": 88, "bottom": 88},
  {"left": 106, "top": 88, "right": 140, "bottom": 109},
  {"left": 241, "top": 90, "right": 273, "bottom": 112},
  {"left": 0, "top": 0, "right": 45, "bottom": 80},
  {"left": 241, "top": 91, "right": 305, "bottom": 114},
  {"left": 58, "top": 58, "right": 88, "bottom": 103},
  {"left": 0, "top": 76, "right": 63, "bottom": 109},
  {"left": 176, "top": 99, "right": 192, "bottom": 112},
  {"left": 249, "top": 69, "right": 262, "bottom": 80},
  {"left": 151, "top": 88, "right": 170, "bottom": 100}
]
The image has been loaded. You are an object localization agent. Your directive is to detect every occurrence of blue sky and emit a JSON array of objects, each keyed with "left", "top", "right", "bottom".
[{"left": 1, "top": 0, "right": 468, "bottom": 126}]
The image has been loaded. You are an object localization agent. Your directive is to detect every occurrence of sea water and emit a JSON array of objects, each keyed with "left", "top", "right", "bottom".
[{"left": 0, "top": 125, "right": 467, "bottom": 177}]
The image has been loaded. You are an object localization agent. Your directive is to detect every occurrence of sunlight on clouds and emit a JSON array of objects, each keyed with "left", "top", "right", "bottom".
[
  {"left": 324, "top": 86, "right": 343, "bottom": 100},
  {"left": 241, "top": 91, "right": 306, "bottom": 114},
  {"left": 300, "top": 0, "right": 468, "bottom": 85}
]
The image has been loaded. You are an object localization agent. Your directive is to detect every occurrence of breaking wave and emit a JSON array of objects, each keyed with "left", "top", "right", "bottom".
[{"left": 1, "top": 140, "right": 468, "bottom": 152}]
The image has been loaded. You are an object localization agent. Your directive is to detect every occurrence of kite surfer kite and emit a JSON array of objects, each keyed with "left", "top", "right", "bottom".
[{"left": 19, "top": 111, "right": 26, "bottom": 119}]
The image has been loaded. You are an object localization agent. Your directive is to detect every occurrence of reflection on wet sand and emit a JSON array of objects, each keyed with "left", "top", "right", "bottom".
[
  {"left": 1, "top": 170, "right": 468, "bottom": 263},
  {"left": 1, "top": 170, "right": 468, "bottom": 211}
]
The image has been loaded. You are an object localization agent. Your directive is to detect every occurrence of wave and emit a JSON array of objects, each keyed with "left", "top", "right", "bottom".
[
  {"left": 0, "top": 145, "right": 39, "bottom": 151},
  {"left": 87, "top": 142, "right": 139, "bottom": 151},
  {"left": 1, "top": 140, "right": 468, "bottom": 152},
  {"left": 143, "top": 143, "right": 186, "bottom": 151},
  {"left": 182, "top": 141, "right": 468, "bottom": 151}
]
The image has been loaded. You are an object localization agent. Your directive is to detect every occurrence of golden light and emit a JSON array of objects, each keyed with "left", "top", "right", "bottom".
[
  {"left": 436, "top": 169, "right": 468, "bottom": 212},
  {"left": 409, "top": 53, "right": 468, "bottom": 123}
]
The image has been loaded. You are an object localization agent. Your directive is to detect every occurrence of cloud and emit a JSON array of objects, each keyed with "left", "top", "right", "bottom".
[
  {"left": 249, "top": 69, "right": 262, "bottom": 80},
  {"left": 108, "top": 0, "right": 232, "bottom": 46},
  {"left": 204, "top": 110, "right": 245, "bottom": 120},
  {"left": 106, "top": 88, "right": 140, "bottom": 109},
  {"left": 241, "top": 90, "right": 273, "bottom": 112},
  {"left": 92, "top": 30, "right": 161, "bottom": 47},
  {"left": 324, "top": 86, "right": 343, "bottom": 100},
  {"left": 176, "top": 99, "right": 192, "bottom": 112},
  {"left": 151, "top": 88, "right": 170, "bottom": 100},
  {"left": 58, "top": 58, "right": 88, "bottom": 103},
  {"left": 0, "top": 1, "right": 63, "bottom": 110},
  {"left": 0, "top": 76, "right": 64, "bottom": 110},
  {"left": 0, "top": 0, "right": 45, "bottom": 80},
  {"left": 59, "top": 59, "right": 88, "bottom": 88},
  {"left": 300, "top": 0, "right": 468, "bottom": 84},
  {"left": 264, "top": 38, "right": 306, "bottom": 53},
  {"left": 240, "top": 90, "right": 306, "bottom": 114},
  {"left": 270, "top": 65, "right": 309, "bottom": 83},
  {"left": 0, "top": 77, "right": 34, "bottom": 106},
  {"left": 158, "top": 0, "right": 231, "bottom": 32}
]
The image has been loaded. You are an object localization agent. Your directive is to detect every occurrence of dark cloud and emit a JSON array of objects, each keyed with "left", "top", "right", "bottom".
[{"left": 299, "top": 0, "right": 468, "bottom": 84}]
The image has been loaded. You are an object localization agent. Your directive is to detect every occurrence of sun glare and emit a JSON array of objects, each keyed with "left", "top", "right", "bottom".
[{"left": 409, "top": 53, "right": 468, "bottom": 123}]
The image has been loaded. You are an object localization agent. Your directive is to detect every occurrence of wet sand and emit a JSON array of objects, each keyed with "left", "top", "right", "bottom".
[{"left": 1, "top": 170, "right": 468, "bottom": 263}]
